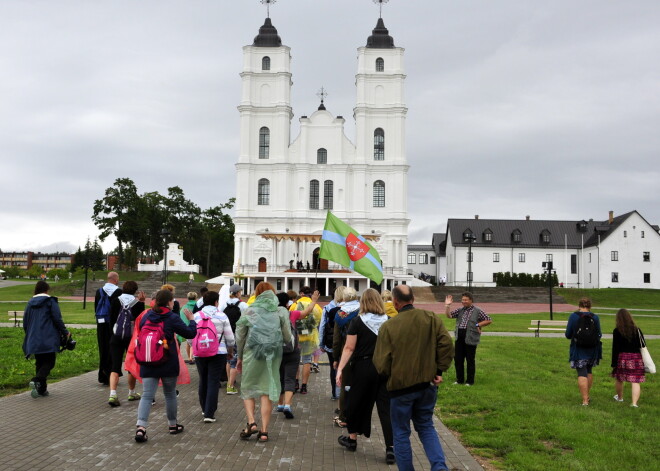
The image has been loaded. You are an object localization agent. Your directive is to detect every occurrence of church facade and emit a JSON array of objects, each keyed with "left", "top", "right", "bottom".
[{"left": 230, "top": 15, "right": 411, "bottom": 294}]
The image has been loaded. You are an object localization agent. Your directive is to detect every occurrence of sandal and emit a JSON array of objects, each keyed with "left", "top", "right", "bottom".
[
  {"left": 240, "top": 422, "right": 258, "bottom": 439},
  {"left": 257, "top": 431, "right": 269, "bottom": 442},
  {"left": 168, "top": 424, "right": 184, "bottom": 434},
  {"left": 333, "top": 416, "right": 347, "bottom": 428},
  {"left": 135, "top": 427, "right": 148, "bottom": 443}
]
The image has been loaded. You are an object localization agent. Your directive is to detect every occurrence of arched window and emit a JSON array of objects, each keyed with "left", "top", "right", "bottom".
[
  {"left": 376, "top": 57, "right": 384, "bottom": 72},
  {"left": 323, "top": 180, "right": 333, "bottom": 210},
  {"left": 259, "top": 127, "right": 270, "bottom": 159},
  {"left": 309, "top": 180, "right": 319, "bottom": 209},
  {"left": 373, "top": 180, "right": 385, "bottom": 207},
  {"left": 317, "top": 148, "right": 327, "bottom": 164},
  {"left": 262, "top": 56, "right": 270, "bottom": 71},
  {"left": 374, "top": 128, "right": 385, "bottom": 160},
  {"left": 258, "top": 178, "right": 270, "bottom": 205}
]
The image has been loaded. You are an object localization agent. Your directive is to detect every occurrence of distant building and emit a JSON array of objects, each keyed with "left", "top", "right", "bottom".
[
  {"left": 0, "top": 251, "right": 73, "bottom": 272},
  {"left": 424, "top": 210, "right": 659, "bottom": 289},
  {"left": 138, "top": 243, "right": 200, "bottom": 274}
]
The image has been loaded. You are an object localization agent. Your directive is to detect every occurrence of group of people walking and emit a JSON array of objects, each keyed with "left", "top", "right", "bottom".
[{"left": 20, "top": 274, "right": 651, "bottom": 470}]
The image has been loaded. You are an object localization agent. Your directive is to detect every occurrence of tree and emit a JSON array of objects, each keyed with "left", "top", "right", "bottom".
[
  {"left": 27, "top": 264, "right": 43, "bottom": 279},
  {"left": 200, "top": 199, "right": 235, "bottom": 276},
  {"left": 92, "top": 178, "right": 142, "bottom": 269}
]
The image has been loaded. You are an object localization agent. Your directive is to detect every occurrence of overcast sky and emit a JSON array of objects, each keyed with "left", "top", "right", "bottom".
[{"left": 1, "top": 0, "right": 659, "bottom": 254}]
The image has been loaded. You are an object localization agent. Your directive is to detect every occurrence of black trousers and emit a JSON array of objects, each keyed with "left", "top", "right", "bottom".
[
  {"left": 34, "top": 352, "right": 57, "bottom": 393},
  {"left": 96, "top": 322, "right": 112, "bottom": 384},
  {"left": 344, "top": 357, "right": 393, "bottom": 447},
  {"left": 326, "top": 351, "right": 337, "bottom": 398},
  {"left": 195, "top": 354, "right": 227, "bottom": 419},
  {"left": 454, "top": 329, "right": 478, "bottom": 385}
]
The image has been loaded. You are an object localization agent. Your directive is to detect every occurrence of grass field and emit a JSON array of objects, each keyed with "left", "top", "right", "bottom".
[
  {"left": 0, "top": 327, "right": 98, "bottom": 397},
  {"left": 558, "top": 287, "right": 660, "bottom": 310},
  {"left": 439, "top": 337, "right": 659, "bottom": 470},
  {"left": 443, "top": 312, "right": 660, "bottom": 335}
]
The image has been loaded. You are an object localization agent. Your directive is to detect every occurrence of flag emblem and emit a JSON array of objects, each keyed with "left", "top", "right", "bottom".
[{"left": 346, "top": 233, "right": 369, "bottom": 261}]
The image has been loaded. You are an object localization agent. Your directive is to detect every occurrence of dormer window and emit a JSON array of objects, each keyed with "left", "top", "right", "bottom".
[
  {"left": 511, "top": 229, "right": 522, "bottom": 243},
  {"left": 540, "top": 230, "right": 551, "bottom": 245},
  {"left": 376, "top": 57, "right": 384, "bottom": 72},
  {"left": 483, "top": 229, "right": 493, "bottom": 243},
  {"left": 576, "top": 220, "right": 587, "bottom": 232},
  {"left": 262, "top": 56, "right": 271, "bottom": 71}
]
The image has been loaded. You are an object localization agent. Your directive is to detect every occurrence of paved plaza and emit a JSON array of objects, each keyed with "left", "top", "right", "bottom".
[{"left": 1, "top": 365, "right": 483, "bottom": 471}]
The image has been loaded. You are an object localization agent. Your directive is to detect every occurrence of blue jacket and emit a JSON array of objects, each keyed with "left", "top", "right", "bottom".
[
  {"left": 138, "top": 308, "right": 197, "bottom": 378},
  {"left": 22, "top": 295, "right": 69, "bottom": 357},
  {"left": 565, "top": 311, "right": 602, "bottom": 362}
]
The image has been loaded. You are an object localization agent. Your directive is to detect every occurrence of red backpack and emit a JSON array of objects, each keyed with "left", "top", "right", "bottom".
[
  {"left": 192, "top": 312, "right": 222, "bottom": 358},
  {"left": 135, "top": 314, "right": 169, "bottom": 366}
]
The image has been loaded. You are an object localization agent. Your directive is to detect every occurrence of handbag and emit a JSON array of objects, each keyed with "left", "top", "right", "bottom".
[{"left": 639, "top": 329, "right": 656, "bottom": 374}]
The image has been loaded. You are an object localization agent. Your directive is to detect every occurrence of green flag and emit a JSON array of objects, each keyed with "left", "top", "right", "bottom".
[{"left": 319, "top": 211, "right": 383, "bottom": 284}]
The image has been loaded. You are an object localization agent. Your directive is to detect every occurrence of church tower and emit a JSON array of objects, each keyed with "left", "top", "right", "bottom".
[
  {"left": 352, "top": 17, "right": 409, "bottom": 270},
  {"left": 234, "top": 17, "right": 292, "bottom": 271}
]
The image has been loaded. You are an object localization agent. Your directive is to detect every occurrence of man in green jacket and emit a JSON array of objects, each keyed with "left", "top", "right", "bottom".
[{"left": 373, "top": 284, "right": 454, "bottom": 471}]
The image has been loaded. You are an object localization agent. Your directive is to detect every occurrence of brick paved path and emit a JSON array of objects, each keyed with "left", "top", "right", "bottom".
[{"left": 1, "top": 365, "right": 483, "bottom": 471}]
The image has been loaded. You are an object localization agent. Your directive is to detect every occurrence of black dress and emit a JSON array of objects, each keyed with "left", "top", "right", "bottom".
[{"left": 343, "top": 316, "right": 393, "bottom": 446}]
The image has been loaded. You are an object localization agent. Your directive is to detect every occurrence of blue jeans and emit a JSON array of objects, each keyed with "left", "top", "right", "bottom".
[
  {"left": 137, "top": 376, "right": 178, "bottom": 428},
  {"left": 390, "top": 385, "right": 447, "bottom": 471}
]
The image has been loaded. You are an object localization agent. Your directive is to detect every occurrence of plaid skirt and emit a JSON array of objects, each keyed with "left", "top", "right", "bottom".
[{"left": 611, "top": 352, "right": 646, "bottom": 383}]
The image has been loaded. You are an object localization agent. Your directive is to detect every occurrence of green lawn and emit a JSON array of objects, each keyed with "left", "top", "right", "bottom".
[
  {"left": 0, "top": 327, "right": 98, "bottom": 397},
  {"left": 439, "top": 337, "right": 659, "bottom": 470},
  {"left": 558, "top": 288, "right": 660, "bottom": 310},
  {"left": 443, "top": 312, "right": 660, "bottom": 336}
]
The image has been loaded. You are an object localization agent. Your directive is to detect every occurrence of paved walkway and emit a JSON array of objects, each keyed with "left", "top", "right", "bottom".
[{"left": 1, "top": 365, "right": 483, "bottom": 471}]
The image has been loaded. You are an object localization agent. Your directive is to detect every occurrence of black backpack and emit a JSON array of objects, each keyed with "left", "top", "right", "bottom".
[
  {"left": 574, "top": 313, "right": 600, "bottom": 348},
  {"left": 322, "top": 306, "right": 341, "bottom": 349},
  {"left": 224, "top": 302, "right": 242, "bottom": 334},
  {"left": 283, "top": 318, "right": 299, "bottom": 353}
]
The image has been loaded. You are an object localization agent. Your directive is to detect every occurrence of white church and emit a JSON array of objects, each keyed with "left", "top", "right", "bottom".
[{"left": 228, "top": 13, "right": 415, "bottom": 295}]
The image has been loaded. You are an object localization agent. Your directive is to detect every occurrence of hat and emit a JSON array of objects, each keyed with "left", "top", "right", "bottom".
[{"left": 229, "top": 284, "right": 243, "bottom": 294}]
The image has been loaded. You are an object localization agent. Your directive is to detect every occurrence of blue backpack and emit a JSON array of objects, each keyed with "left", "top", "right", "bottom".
[{"left": 96, "top": 289, "right": 111, "bottom": 322}]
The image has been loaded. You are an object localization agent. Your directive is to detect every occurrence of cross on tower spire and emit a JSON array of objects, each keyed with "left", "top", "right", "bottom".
[
  {"left": 317, "top": 86, "right": 328, "bottom": 110},
  {"left": 373, "top": 0, "right": 390, "bottom": 18},
  {"left": 260, "top": 0, "right": 277, "bottom": 18}
]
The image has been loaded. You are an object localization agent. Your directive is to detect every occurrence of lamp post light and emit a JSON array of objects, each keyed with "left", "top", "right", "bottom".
[
  {"left": 161, "top": 229, "right": 170, "bottom": 285},
  {"left": 463, "top": 233, "right": 477, "bottom": 291},
  {"left": 542, "top": 261, "right": 555, "bottom": 320}
]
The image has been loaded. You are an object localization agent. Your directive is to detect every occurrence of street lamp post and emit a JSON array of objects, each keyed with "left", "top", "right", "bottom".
[
  {"left": 543, "top": 261, "right": 555, "bottom": 320},
  {"left": 464, "top": 233, "right": 477, "bottom": 291},
  {"left": 161, "top": 229, "right": 170, "bottom": 285}
]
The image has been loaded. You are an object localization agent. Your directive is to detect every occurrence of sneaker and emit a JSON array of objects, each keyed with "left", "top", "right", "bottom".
[
  {"left": 283, "top": 405, "right": 294, "bottom": 419},
  {"left": 465, "top": 383, "right": 472, "bottom": 387},
  {"left": 203, "top": 417, "right": 217, "bottom": 423},
  {"left": 311, "top": 363, "right": 320, "bottom": 373},
  {"left": 452, "top": 382, "right": 463, "bottom": 385},
  {"left": 226, "top": 385, "right": 238, "bottom": 395},
  {"left": 127, "top": 392, "right": 141, "bottom": 401},
  {"left": 338, "top": 435, "right": 357, "bottom": 451},
  {"left": 176, "top": 389, "right": 180, "bottom": 397},
  {"left": 294, "top": 379, "right": 300, "bottom": 393},
  {"left": 386, "top": 446, "right": 396, "bottom": 464},
  {"left": 108, "top": 395, "right": 121, "bottom": 407},
  {"left": 300, "top": 384, "right": 308, "bottom": 395},
  {"left": 276, "top": 405, "right": 285, "bottom": 412},
  {"left": 631, "top": 404, "right": 639, "bottom": 408},
  {"left": 613, "top": 395, "right": 624, "bottom": 402},
  {"left": 152, "top": 398, "right": 156, "bottom": 405}
]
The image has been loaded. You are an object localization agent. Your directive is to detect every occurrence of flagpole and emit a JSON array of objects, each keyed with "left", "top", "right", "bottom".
[{"left": 314, "top": 257, "right": 319, "bottom": 292}]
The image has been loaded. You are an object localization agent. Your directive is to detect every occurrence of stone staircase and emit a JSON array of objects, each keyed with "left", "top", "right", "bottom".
[
  {"left": 72, "top": 272, "right": 208, "bottom": 298},
  {"left": 425, "top": 286, "right": 566, "bottom": 304}
]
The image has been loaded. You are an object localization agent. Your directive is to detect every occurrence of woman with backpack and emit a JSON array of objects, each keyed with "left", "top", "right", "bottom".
[
  {"left": 107, "top": 281, "right": 146, "bottom": 407},
  {"left": 192, "top": 290, "right": 235, "bottom": 422},
  {"left": 179, "top": 292, "right": 197, "bottom": 364},
  {"left": 134, "top": 289, "right": 197, "bottom": 443},
  {"left": 276, "top": 290, "right": 320, "bottom": 419},
  {"left": 565, "top": 297, "right": 602, "bottom": 406},
  {"left": 236, "top": 282, "right": 292, "bottom": 442},
  {"left": 318, "top": 286, "right": 346, "bottom": 401},
  {"left": 611, "top": 309, "right": 647, "bottom": 407},
  {"left": 22, "top": 281, "right": 70, "bottom": 398}
]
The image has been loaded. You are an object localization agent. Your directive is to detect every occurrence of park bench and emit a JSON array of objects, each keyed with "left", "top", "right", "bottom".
[
  {"left": 7, "top": 311, "right": 24, "bottom": 328},
  {"left": 529, "top": 319, "right": 567, "bottom": 337}
]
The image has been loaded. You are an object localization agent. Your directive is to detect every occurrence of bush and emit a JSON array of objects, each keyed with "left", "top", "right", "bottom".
[{"left": 496, "top": 271, "right": 558, "bottom": 287}]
